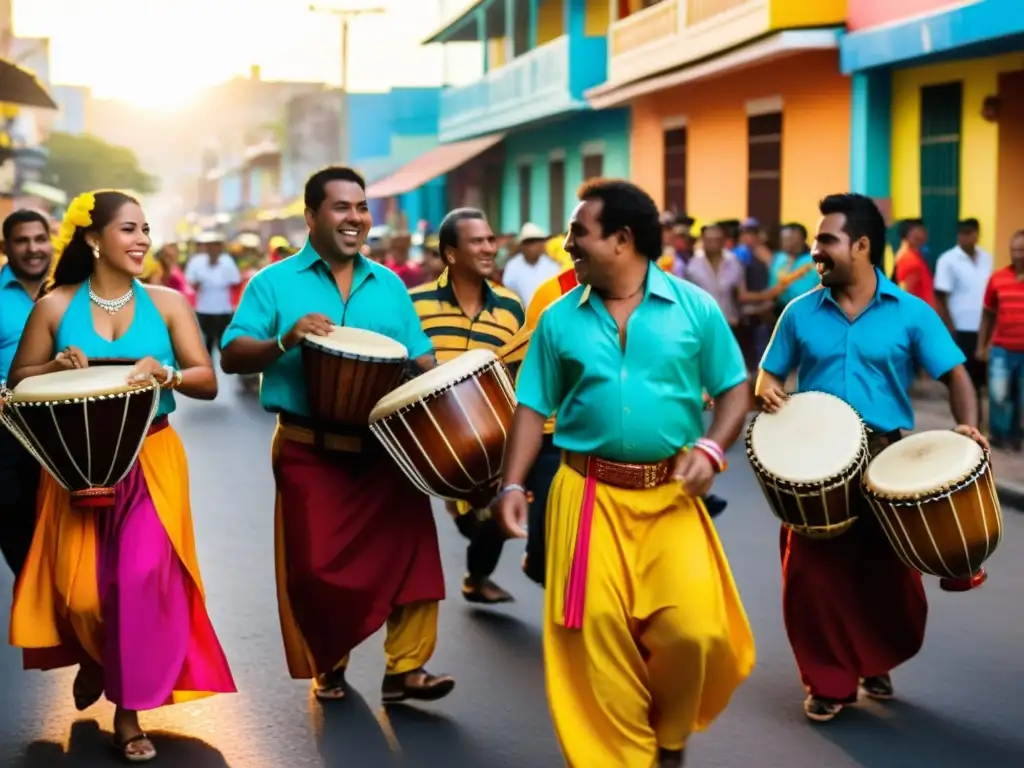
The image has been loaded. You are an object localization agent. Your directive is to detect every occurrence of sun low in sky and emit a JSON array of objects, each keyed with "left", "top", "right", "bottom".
[{"left": 14, "top": 0, "right": 480, "bottom": 108}]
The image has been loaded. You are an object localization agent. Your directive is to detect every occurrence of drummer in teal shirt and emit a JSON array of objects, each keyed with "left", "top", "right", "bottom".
[
  {"left": 769, "top": 223, "right": 819, "bottom": 307},
  {"left": 221, "top": 236, "right": 433, "bottom": 417}
]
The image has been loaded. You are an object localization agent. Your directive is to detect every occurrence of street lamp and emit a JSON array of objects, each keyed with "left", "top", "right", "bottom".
[{"left": 308, "top": 4, "right": 386, "bottom": 92}]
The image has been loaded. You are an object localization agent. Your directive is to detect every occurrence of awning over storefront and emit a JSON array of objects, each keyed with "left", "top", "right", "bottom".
[
  {"left": 365, "top": 133, "right": 505, "bottom": 199},
  {"left": 20, "top": 181, "right": 67, "bottom": 206},
  {"left": 0, "top": 58, "right": 57, "bottom": 109},
  {"left": 586, "top": 29, "right": 840, "bottom": 110},
  {"left": 840, "top": 0, "right": 1024, "bottom": 73}
]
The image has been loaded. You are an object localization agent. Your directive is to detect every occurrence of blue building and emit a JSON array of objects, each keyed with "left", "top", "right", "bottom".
[{"left": 366, "top": 0, "right": 626, "bottom": 237}]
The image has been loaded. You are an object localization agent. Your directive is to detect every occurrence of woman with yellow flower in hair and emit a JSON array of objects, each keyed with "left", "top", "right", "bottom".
[{"left": 6, "top": 190, "right": 236, "bottom": 762}]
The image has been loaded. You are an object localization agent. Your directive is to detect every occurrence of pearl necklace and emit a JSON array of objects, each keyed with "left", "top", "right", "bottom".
[{"left": 88, "top": 278, "right": 134, "bottom": 315}]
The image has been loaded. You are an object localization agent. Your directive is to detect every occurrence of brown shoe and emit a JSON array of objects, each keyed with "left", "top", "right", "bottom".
[
  {"left": 861, "top": 674, "right": 894, "bottom": 700},
  {"left": 462, "top": 575, "right": 514, "bottom": 604},
  {"left": 314, "top": 668, "right": 347, "bottom": 701},
  {"left": 658, "top": 747, "right": 685, "bottom": 767},
  {"left": 382, "top": 668, "right": 455, "bottom": 703},
  {"left": 804, "top": 695, "right": 844, "bottom": 722}
]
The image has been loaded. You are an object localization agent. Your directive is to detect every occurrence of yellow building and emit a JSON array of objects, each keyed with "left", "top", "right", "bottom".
[{"left": 842, "top": 0, "right": 1024, "bottom": 268}]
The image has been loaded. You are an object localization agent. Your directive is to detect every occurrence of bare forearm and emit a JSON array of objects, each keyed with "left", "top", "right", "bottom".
[
  {"left": 977, "top": 313, "right": 994, "bottom": 350},
  {"left": 705, "top": 381, "right": 750, "bottom": 451},
  {"left": 945, "top": 366, "right": 978, "bottom": 428},
  {"left": 175, "top": 365, "right": 218, "bottom": 400},
  {"left": 501, "top": 407, "right": 547, "bottom": 486},
  {"left": 220, "top": 337, "right": 282, "bottom": 375}
]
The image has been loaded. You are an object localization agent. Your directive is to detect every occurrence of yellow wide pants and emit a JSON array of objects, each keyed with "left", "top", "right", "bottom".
[{"left": 544, "top": 465, "right": 755, "bottom": 767}]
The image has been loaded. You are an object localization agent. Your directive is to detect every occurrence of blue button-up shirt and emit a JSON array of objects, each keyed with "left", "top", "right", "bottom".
[
  {"left": 222, "top": 241, "right": 433, "bottom": 416},
  {"left": 760, "top": 269, "right": 965, "bottom": 433},
  {"left": 769, "top": 251, "right": 819, "bottom": 306},
  {"left": 0, "top": 265, "right": 36, "bottom": 385},
  {"left": 516, "top": 260, "right": 748, "bottom": 463}
]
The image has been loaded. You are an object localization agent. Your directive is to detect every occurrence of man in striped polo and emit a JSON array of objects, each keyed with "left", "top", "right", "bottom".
[{"left": 410, "top": 208, "right": 526, "bottom": 604}]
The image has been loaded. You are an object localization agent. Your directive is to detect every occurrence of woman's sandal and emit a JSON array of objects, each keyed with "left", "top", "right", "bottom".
[
  {"left": 111, "top": 732, "right": 157, "bottom": 763},
  {"left": 72, "top": 667, "right": 103, "bottom": 711}
]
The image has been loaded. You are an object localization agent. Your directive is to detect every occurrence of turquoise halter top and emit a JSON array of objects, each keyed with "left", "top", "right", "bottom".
[{"left": 54, "top": 281, "right": 177, "bottom": 417}]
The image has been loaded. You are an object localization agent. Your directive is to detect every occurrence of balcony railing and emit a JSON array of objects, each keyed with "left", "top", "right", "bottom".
[
  {"left": 610, "top": 1, "right": 678, "bottom": 56},
  {"left": 438, "top": 34, "right": 607, "bottom": 143},
  {"left": 687, "top": 0, "right": 751, "bottom": 26}
]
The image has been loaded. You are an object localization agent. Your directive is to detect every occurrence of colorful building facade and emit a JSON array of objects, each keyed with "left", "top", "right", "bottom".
[
  {"left": 369, "top": 0, "right": 624, "bottom": 236},
  {"left": 842, "top": 0, "right": 1024, "bottom": 267},
  {"left": 587, "top": 0, "right": 849, "bottom": 241}
]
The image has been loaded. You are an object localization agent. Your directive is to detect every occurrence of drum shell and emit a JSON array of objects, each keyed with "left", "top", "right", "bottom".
[
  {"left": 8, "top": 389, "right": 159, "bottom": 492},
  {"left": 371, "top": 361, "right": 515, "bottom": 503},
  {"left": 302, "top": 344, "right": 406, "bottom": 427},
  {"left": 745, "top": 417, "right": 867, "bottom": 538},
  {"left": 864, "top": 461, "right": 1003, "bottom": 580}
]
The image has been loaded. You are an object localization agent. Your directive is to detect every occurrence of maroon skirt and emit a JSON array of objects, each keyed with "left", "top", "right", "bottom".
[
  {"left": 273, "top": 438, "right": 444, "bottom": 675},
  {"left": 780, "top": 515, "right": 928, "bottom": 701}
]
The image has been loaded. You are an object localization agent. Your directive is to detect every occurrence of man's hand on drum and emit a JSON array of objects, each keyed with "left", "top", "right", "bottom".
[
  {"left": 496, "top": 489, "right": 529, "bottom": 539},
  {"left": 282, "top": 314, "right": 335, "bottom": 350},
  {"left": 53, "top": 346, "right": 88, "bottom": 372},
  {"left": 127, "top": 357, "right": 169, "bottom": 387},
  {"left": 754, "top": 370, "right": 789, "bottom": 412},
  {"left": 954, "top": 424, "right": 991, "bottom": 451},
  {"left": 671, "top": 449, "right": 716, "bottom": 498}
]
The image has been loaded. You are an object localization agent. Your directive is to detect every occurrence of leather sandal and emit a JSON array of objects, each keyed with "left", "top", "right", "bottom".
[
  {"left": 111, "top": 732, "right": 156, "bottom": 763},
  {"left": 382, "top": 668, "right": 455, "bottom": 703}
]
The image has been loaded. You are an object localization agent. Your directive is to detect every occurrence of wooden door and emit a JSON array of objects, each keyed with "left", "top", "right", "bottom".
[
  {"left": 664, "top": 126, "right": 687, "bottom": 215},
  {"left": 747, "top": 111, "right": 782, "bottom": 248},
  {"left": 920, "top": 82, "right": 962, "bottom": 269},
  {"left": 549, "top": 158, "right": 566, "bottom": 235}
]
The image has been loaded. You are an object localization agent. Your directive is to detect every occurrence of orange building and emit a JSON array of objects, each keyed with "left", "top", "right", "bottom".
[{"left": 588, "top": 0, "right": 849, "bottom": 240}]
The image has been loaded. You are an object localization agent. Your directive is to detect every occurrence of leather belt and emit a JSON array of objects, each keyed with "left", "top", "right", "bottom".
[
  {"left": 277, "top": 415, "right": 364, "bottom": 453},
  {"left": 563, "top": 450, "right": 672, "bottom": 490}
]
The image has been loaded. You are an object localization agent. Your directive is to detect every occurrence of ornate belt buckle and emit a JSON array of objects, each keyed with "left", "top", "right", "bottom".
[{"left": 643, "top": 464, "right": 658, "bottom": 489}]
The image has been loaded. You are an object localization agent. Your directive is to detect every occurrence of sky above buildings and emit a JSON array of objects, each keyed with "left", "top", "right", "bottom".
[{"left": 14, "top": 0, "right": 480, "bottom": 107}]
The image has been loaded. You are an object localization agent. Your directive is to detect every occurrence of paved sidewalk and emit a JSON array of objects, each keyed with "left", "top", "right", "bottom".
[{"left": 912, "top": 391, "right": 1024, "bottom": 511}]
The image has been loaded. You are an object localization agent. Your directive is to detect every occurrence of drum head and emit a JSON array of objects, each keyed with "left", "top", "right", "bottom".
[
  {"left": 865, "top": 429, "right": 983, "bottom": 497},
  {"left": 11, "top": 366, "right": 146, "bottom": 402},
  {"left": 748, "top": 391, "right": 864, "bottom": 484},
  {"left": 369, "top": 349, "right": 498, "bottom": 420},
  {"left": 304, "top": 326, "right": 408, "bottom": 360}
]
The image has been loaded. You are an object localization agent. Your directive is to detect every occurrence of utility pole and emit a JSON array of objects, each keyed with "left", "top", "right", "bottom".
[{"left": 308, "top": 4, "right": 386, "bottom": 92}]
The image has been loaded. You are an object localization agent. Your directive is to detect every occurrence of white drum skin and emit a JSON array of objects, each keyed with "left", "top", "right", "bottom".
[{"left": 746, "top": 391, "right": 868, "bottom": 538}]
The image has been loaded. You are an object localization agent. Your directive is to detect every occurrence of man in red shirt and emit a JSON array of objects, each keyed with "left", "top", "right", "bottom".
[
  {"left": 894, "top": 218, "right": 936, "bottom": 308},
  {"left": 384, "top": 231, "right": 426, "bottom": 288},
  {"left": 977, "top": 230, "right": 1024, "bottom": 450}
]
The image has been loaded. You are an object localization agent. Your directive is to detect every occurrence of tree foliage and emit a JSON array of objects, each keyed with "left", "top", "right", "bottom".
[{"left": 41, "top": 132, "right": 159, "bottom": 198}]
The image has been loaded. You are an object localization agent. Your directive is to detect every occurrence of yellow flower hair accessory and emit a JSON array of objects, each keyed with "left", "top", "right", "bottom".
[{"left": 49, "top": 191, "right": 97, "bottom": 278}]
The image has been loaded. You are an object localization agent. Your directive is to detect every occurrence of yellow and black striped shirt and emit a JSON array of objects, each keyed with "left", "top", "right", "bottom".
[{"left": 410, "top": 268, "right": 525, "bottom": 363}]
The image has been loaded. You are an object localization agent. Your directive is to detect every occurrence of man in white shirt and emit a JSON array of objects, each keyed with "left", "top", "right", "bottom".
[
  {"left": 934, "top": 218, "right": 993, "bottom": 414},
  {"left": 500, "top": 222, "right": 562, "bottom": 308},
  {"left": 185, "top": 231, "right": 242, "bottom": 357}
]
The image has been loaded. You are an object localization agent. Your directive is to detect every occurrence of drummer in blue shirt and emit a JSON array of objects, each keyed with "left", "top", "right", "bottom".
[
  {"left": 768, "top": 223, "right": 818, "bottom": 308},
  {"left": 755, "top": 192, "right": 985, "bottom": 724},
  {"left": 0, "top": 209, "right": 52, "bottom": 576}
]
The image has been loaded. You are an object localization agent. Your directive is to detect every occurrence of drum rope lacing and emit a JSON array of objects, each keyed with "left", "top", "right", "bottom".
[{"left": 88, "top": 278, "right": 134, "bottom": 315}]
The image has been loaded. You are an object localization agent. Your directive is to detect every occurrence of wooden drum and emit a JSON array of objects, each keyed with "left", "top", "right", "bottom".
[
  {"left": 0, "top": 366, "right": 160, "bottom": 508},
  {"left": 863, "top": 430, "right": 1003, "bottom": 592},
  {"left": 302, "top": 327, "right": 408, "bottom": 427},
  {"left": 746, "top": 391, "right": 869, "bottom": 538},
  {"left": 368, "top": 349, "right": 516, "bottom": 507}
]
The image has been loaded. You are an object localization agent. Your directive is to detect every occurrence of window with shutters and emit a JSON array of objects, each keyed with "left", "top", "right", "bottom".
[
  {"left": 747, "top": 111, "right": 782, "bottom": 248},
  {"left": 582, "top": 153, "right": 603, "bottom": 182},
  {"left": 664, "top": 127, "right": 687, "bottom": 215},
  {"left": 549, "top": 159, "right": 566, "bottom": 234},
  {"left": 920, "top": 82, "right": 962, "bottom": 269},
  {"left": 518, "top": 164, "right": 532, "bottom": 226}
]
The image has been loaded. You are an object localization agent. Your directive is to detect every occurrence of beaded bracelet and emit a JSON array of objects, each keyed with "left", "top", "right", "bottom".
[{"left": 694, "top": 437, "right": 727, "bottom": 473}]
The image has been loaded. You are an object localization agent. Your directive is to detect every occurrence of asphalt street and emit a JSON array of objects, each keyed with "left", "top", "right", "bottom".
[{"left": 1, "top": 374, "right": 1022, "bottom": 768}]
